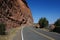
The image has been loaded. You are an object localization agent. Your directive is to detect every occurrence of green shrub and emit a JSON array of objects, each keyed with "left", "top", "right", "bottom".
[
  {"left": 0, "top": 23, "right": 6, "bottom": 35},
  {"left": 53, "top": 27, "right": 60, "bottom": 33}
]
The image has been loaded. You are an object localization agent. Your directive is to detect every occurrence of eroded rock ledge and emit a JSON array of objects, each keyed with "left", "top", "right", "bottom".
[{"left": 0, "top": 0, "right": 33, "bottom": 29}]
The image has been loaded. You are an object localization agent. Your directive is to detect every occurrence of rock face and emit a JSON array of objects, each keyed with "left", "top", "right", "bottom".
[{"left": 0, "top": 0, "right": 33, "bottom": 29}]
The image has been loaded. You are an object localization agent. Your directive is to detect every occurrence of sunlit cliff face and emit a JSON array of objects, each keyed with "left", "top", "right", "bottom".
[{"left": 0, "top": 0, "right": 33, "bottom": 29}]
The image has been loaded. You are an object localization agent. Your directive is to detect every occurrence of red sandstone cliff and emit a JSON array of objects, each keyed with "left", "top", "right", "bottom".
[{"left": 0, "top": 0, "right": 33, "bottom": 29}]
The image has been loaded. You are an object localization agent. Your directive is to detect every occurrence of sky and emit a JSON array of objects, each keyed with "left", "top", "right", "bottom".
[{"left": 26, "top": 0, "right": 60, "bottom": 24}]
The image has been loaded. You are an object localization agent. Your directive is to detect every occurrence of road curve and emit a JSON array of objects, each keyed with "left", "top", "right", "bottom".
[{"left": 22, "top": 26, "right": 60, "bottom": 40}]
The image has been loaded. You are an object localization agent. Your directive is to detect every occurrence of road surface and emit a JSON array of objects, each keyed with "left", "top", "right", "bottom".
[{"left": 22, "top": 26, "right": 60, "bottom": 40}]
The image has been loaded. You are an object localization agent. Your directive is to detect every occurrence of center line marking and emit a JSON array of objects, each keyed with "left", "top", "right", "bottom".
[{"left": 29, "top": 28, "right": 55, "bottom": 40}]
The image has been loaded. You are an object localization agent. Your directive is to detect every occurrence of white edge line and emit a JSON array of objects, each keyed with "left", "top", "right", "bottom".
[{"left": 21, "top": 27, "right": 24, "bottom": 40}]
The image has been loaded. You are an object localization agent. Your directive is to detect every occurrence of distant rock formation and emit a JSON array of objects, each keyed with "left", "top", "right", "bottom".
[{"left": 0, "top": 0, "right": 33, "bottom": 29}]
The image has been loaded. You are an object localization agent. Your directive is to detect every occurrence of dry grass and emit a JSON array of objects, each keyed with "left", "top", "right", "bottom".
[
  {"left": 0, "top": 27, "right": 21, "bottom": 40},
  {"left": 40, "top": 28, "right": 49, "bottom": 32}
]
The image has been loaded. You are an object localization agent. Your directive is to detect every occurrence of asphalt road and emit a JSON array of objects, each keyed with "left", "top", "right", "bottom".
[{"left": 22, "top": 26, "right": 60, "bottom": 40}]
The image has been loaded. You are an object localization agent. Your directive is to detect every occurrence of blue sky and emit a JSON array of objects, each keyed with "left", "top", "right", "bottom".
[{"left": 26, "top": 0, "right": 60, "bottom": 24}]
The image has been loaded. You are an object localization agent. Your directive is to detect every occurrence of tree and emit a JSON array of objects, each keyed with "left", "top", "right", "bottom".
[
  {"left": 52, "top": 18, "right": 60, "bottom": 33},
  {"left": 0, "top": 22, "right": 6, "bottom": 35},
  {"left": 38, "top": 17, "right": 49, "bottom": 28},
  {"left": 54, "top": 18, "right": 60, "bottom": 27}
]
